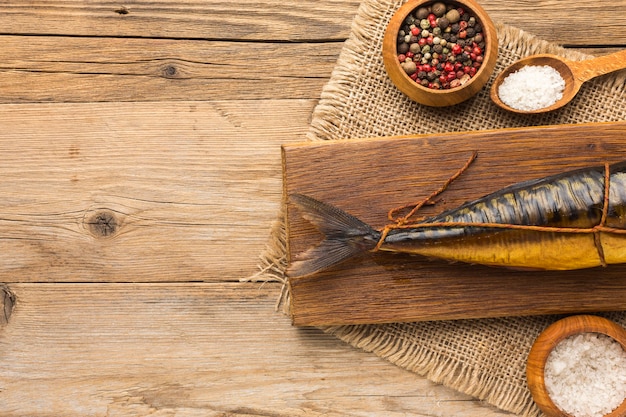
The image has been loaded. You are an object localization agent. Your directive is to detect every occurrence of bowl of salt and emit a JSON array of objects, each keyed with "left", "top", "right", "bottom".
[{"left": 527, "top": 315, "right": 626, "bottom": 417}]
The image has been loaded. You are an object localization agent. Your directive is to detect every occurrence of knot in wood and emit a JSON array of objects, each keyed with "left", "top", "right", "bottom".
[
  {"left": 1, "top": 285, "right": 15, "bottom": 325},
  {"left": 162, "top": 64, "right": 178, "bottom": 78},
  {"left": 87, "top": 210, "right": 119, "bottom": 238}
]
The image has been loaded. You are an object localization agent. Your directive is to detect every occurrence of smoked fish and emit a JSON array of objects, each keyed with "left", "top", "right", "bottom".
[{"left": 288, "top": 161, "right": 626, "bottom": 277}]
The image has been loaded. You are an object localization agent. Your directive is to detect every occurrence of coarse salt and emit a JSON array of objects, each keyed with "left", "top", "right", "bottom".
[
  {"left": 544, "top": 332, "right": 626, "bottom": 417},
  {"left": 498, "top": 65, "right": 565, "bottom": 111}
]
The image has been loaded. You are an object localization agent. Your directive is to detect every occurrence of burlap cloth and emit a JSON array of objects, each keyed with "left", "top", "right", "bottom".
[{"left": 260, "top": 0, "right": 626, "bottom": 415}]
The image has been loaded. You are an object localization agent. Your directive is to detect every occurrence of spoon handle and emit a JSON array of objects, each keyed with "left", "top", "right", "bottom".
[{"left": 569, "top": 49, "right": 626, "bottom": 84}]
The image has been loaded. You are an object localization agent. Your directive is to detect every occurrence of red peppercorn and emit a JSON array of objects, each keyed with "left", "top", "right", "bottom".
[
  {"left": 411, "top": 27, "right": 420, "bottom": 36},
  {"left": 427, "top": 36, "right": 434, "bottom": 45},
  {"left": 447, "top": 72, "right": 456, "bottom": 81},
  {"left": 422, "top": 63, "right": 432, "bottom": 72},
  {"left": 418, "top": 37, "right": 427, "bottom": 46},
  {"left": 410, "top": 72, "right": 419, "bottom": 80},
  {"left": 470, "top": 53, "right": 477, "bottom": 61},
  {"left": 472, "top": 46, "right": 482, "bottom": 55},
  {"left": 469, "top": 67, "right": 477, "bottom": 76},
  {"left": 398, "top": 54, "right": 406, "bottom": 62},
  {"left": 439, "top": 75, "right": 447, "bottom": 84},
  {"left": 452, "top": 44, "right": 462, "bottom": 55},
  {"left": 454, "top": 62, "right": 463, "bottom": 71},
  {"left": 463, "top": 65, "right": 471, "bottom": 74},
  {"left": 406, "top": 51, "right": 414, "bottom": 58}
]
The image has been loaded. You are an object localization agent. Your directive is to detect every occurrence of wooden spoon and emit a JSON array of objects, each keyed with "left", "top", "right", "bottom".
[{"left": 490, "top": 49, "right": 626, "bottom": 114}]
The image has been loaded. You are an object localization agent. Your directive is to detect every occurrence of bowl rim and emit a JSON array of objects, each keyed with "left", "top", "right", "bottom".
[
  {"left": 382, "top": 0, "right": 498, "bottom": 105},
  {"left": 526, "top": 314, "right": 626, "bottom": 417}
]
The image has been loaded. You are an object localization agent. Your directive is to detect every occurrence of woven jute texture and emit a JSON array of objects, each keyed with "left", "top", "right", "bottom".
[{"left": 261, "top": 0, "right": 626, "bottom": 415}]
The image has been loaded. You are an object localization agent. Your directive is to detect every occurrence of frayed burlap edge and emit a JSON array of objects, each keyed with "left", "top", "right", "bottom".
[{"left": 255, "top": 0, "right": 626, "bottom": 415}]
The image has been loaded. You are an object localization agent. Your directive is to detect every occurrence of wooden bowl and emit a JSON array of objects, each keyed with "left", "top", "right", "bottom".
[
  {"left": 527, "top": 315, "right": 626, "bottom": 417},
  {"left": 382, "top": 0, "right": 498, "bottom": 106}
]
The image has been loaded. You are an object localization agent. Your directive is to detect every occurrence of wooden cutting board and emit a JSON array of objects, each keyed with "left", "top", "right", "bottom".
[{"left": 283, "top": 120, "right": 626, "bottom": 326}]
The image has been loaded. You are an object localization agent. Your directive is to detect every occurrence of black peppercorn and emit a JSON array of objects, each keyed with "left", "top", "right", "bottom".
[
  {"left": 431, "top": 2, "right": 447, "bottom": 17},
  {"left": 415, "top": 7, "right": 430, "bottom": 19}
]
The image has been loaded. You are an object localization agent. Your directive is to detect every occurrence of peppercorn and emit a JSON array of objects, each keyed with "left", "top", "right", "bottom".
[
  {"left": 415, "top": 7, "right": 430, "bottom": 20},
  {"left": 445, "top": 9, "right": 460, "bottom": 23},
  {"left": 431, "top": 2, "right": 446, "bottom": 17},
  {"left": 395, "top": 2, "right": 486, "bottom": 91},
  {"left": 402, "top": 60, "right": 417, "bottom": 75}
]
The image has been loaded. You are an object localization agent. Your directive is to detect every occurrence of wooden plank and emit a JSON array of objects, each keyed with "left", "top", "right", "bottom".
[
  {"left": 284, "top": 121, "right": 626, "bottom": 326},
  {"left": 0, "top": 282, "right": 512, "bottom": 416},
  {"left": 1, "top": 1, "right": 626, "bottom": 47},
  {"left": 0, "top": 99, "right": 312, "bottom": 283},
  {"left": 0, "top": 1, "right": 361, "bottom": 41},
  {"left": 0, "top": 36, "right": 341, "bottom": 103}
]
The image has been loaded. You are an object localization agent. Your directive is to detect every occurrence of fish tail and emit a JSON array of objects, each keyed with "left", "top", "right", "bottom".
[{"left": 288, "top": 194, "right": 381, "bottom": 278}]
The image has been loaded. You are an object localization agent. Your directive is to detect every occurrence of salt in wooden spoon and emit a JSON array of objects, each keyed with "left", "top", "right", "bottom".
[{"left": 490, "top": 49, "right": 626, "bottom": 114}]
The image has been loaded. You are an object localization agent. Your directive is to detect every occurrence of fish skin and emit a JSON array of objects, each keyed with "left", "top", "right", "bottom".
[{"left": 289, "top": 161, "right": 626, "bottom": 277}]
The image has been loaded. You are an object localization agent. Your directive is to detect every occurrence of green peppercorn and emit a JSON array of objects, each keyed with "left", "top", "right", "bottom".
[
  {"left": 420, "top": 19, "right": 430, "bottom": 29},
  {"left": 445, "top": 9, "right": 460, "bottom": 23}
]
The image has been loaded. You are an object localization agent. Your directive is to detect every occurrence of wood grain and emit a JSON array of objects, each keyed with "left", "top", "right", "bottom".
[
  {"left": 284, "top": 121, "right": 626, "bottom": 326},
  {"left": 0, "top": 282, "right": 512, "bottom": 417},
  {"left": 0, "top": 36, "right": 341, "bottom": 103},
  {"left": 1, "top": 0, "right": 624, "bottom": 415},
  {"left": 0, "top": 1, "right": 362, "bottom": 41},
  {"left": 0, "top": 100, "right": 312, "bottom": 282},
  {"left": 1, "top": 1, "right": 626, "bottom": 47}
]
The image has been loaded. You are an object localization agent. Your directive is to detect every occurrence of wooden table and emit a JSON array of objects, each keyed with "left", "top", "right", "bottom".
[{"left": 0, "top": 2, "right": 624, "bottom": 415}]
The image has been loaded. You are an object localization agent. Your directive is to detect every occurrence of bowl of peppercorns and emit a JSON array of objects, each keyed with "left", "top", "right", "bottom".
[{"left": 383, "top": 0, "right": 498, "bottom": 106}]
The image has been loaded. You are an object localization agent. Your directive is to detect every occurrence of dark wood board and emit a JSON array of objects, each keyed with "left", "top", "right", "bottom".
[{"left": 283, "top": 121, "right": 626, "bottom": 326}]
